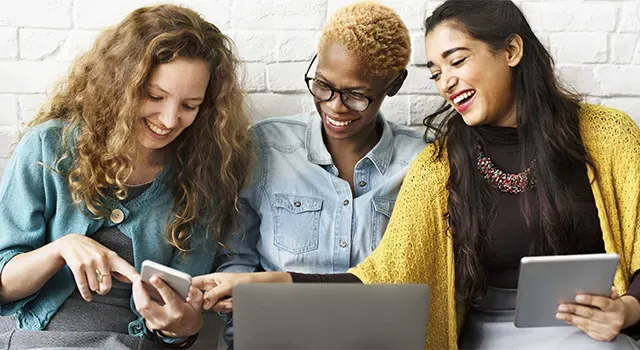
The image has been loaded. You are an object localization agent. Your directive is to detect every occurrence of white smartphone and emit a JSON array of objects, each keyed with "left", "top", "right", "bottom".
[
  {"left": 140, "top": 260, "right": 192, "bottom": 302},
  {"left": 514, "top": 253, "right": 619, "bottom": 328}
]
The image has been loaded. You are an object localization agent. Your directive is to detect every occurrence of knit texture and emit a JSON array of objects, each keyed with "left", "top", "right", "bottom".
[{"left": 349, "top": 104, "right": 640, "bottom": 350}]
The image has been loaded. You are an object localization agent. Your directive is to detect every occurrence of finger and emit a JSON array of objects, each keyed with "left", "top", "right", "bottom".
[
  {"left": 611, "top": 287, "right": 619, "bottom": 299},
  {"left": 191, "top": 275, "right": 218, "bottom": 291},
  {"left": 94, "top": 261, "right": 112, "bottom": 296},
  {"left": 187, "top": 286, "right": 204, "bottom": 309},
  {"left": 69, "top": 264, "right": 92, "bottom": 302},
  {"left": 557, "top": 303, "right": 597, "bottom": 321},
  {"left": 150, "top": 276, "right": 181, "bottom": 307},
  {"left": 212, "top": 299, "right": 233, "bottom": 313},
  {"left": 575, "top": 294, "right": 614, "bottom": 311},
  {"left": 132, "top": 277, "right": 164, "bottom": 324},
  {"left": 109, "top": 256, "right": 139, "bottom": 283},
  {"left": 203, "top": 284, "right": 233, "bottom": 310},
  {"left": 85, "top": 265, "right": 101, "bottom": 295}
]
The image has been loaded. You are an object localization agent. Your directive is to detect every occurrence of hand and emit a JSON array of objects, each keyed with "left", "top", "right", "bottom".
[
  {"left": 556, "top": 287, "right": 631, "bottom": 341},
  {"left": 132, "top": 275, "right": 204, "bottom": 337},
  {"left": 192, "top": 272, "right": 292, "bottom": 313},
  {"left": 54, "top": 234, "right": 139, "bottom": 301}
]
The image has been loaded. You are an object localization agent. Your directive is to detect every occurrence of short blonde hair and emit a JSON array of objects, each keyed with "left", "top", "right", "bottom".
[{"left": 318, "top": 1, "right": 411, "bottom": 78}]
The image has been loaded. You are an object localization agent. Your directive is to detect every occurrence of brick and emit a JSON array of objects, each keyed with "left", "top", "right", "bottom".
[
  {"left": 175, "top": 0, "right": 231, "bottom": 29},
  {"left": 0, "top": 0, "right": 72, "bottom": 29},
  {"left": 242, "top": 63, "right": 267, "bottom": 92},
  {"left": 55, "top": 30, "right": 100, "bottom": 62},
  {"left": 619, "top": 1, "right": 640, "bottom": 33},
  {"left": 74, "top": 0, "right": 160, "bottom": 30},
  {"left": 19, "top": 29, "right": 68, "bottom": 61},
  {"left": 0, "top": 158, "right": 9, "bottom": 179},
  {"left": 409, "top": 94, "right": 445, "bottom": 126},
  {"left": 411, "top": 32, "right": 427, "bottom": 66},
  {"left": 231, "top": 30, "right": 277, "bottom": 62},
  {"left": 19, "top": 94, "right": 48, "bottom": 123},
  {"left": 600, "top": 98, "right": 640, "bottom": 126},
  {"left": 595, "top": 65, "right": 640, "bottom": 96},
  {"left": 267, "top": 62, "right": 309, "bottom": 92},
  {"left": 275, "top": 31, "right": 317, "bottom": 62},
  {"left": 611, "top": 34, "right": 640, "bottom": 64},
  {"left": 0, "top": 95, "right": 18, "bottom": 127},
  {"left": 0, "top": 29, "right": 18, "bottom": 59},
  {"left": 380, "top": 95, "right": 409, "bottom": 125},
  {"left": 404, "top": 1, "right": 441, "bottom": 31},
  {"left": 401, "top": 66, "right": 438, "bottom": 94},
  {"left": 556, "top": 65, "right": 601, "bottom": 97},
  {"left": 0, "top": 128, "right": 18, "bottom": 159},
  {"left": 247, "top": 93, "right": 314, "bottom": 120},
  {"left": 231, "top": 0, "right": 326, "bottom": 30},
  {"left": 548, "top": 33, "right": 608, "bottom": 64},
  {"left": 520, "top": 1, "right": 618, "bottom": 32},
  {"left": 0, "top": 62, "right": 69, "bottom": 94}
]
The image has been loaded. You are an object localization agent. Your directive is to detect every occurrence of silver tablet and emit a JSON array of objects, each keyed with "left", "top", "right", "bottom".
[{"left": 514, "top": 253, "right": 619, "bottom": 328}]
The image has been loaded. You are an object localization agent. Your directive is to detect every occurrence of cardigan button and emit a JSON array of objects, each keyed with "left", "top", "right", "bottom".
[{"left": 110, "top": 209, "right": 124, "bottom": 224}]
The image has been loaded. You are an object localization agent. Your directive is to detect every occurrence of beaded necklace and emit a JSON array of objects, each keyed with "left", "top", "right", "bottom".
[{"left": 476, "top": 143, "right": 536, "bottom": 194}]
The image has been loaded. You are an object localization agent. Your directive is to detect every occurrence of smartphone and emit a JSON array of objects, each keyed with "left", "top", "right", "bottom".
[{"left": 140, "top": 260, "right": 192, "bottom": 303}]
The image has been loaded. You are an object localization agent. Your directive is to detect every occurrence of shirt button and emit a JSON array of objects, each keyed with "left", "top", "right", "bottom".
[
  {"left": 343, "top": 199, "right": 350, "bottom": 206},
  {"left": 339, "top": 240, "right": 347, "bottom": 248},
  {"left": 110, "top": 209, "right": 124, "bottom": 224},
  {"left": 359, "top": 181, "right": 367, "bottom": 187},
  {"left": 294, "top": 201, "right": 301, "bottom": 207}
]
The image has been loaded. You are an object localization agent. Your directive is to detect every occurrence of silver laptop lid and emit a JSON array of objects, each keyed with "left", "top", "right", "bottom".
[{"left": 233, "top": 283, "right": 430, "bottom": 350}]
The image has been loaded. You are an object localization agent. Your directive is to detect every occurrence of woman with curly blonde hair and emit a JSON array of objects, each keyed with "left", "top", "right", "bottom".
[{"left": 0, "top": 4, "right": 251, "bottom": 348}]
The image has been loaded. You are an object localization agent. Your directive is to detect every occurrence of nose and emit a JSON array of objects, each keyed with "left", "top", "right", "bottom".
[
  {"left": 158, "top": 103, "right": 180, "bottom": 129},
  {"left": 323, "top": 93, "right": 350, "bottom": 113},
  {"left": 441, "top": 72, "right": 458, "bottom": 95}
]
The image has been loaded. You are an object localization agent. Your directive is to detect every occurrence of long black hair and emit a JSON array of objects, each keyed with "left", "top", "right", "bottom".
[{"left": 423, "top": 0, "right": 592, "bottom": 304}]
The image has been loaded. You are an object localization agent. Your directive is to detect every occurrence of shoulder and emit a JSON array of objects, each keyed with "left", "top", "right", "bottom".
[
  {"left": 14, "top": 120, "right": 67, "bottom": 161},
  {"left": 579, "top": 103, "right": 640, "bottom": 155},
  {"left": 402, "top": 141, "right": 450, "bottom": 191},
  {"left": 249, "top": 112, "right": 313, "bottom": 147}
]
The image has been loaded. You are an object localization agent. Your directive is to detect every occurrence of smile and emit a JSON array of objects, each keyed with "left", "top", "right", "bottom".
[
  {"left": 452, "top": 90, "right": 476, "bottom": 106},
  {"left": 325, "top": 113, "right": 355, "bottom": 127},
  {"left": 144, "top": 119, "right": 171, "bottom": 136}
]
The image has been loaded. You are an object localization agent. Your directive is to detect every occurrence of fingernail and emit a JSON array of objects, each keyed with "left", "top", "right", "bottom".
[
  {"left": 575, "top": 295, "right": 586, "bottom": 303},
  {"left": 555, "top": 313, "right": 563, "bottom": 320},
  {"left": 558, "top": 305, "right": 568, "bottom": 312}
]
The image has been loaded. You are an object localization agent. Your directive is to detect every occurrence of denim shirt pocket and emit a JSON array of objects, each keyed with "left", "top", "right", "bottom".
[
  {"left": 371, "top": 197, "right": 395, "bottom": 250},
  {"left": 272, "top": 194, "right": 323, "bottom": 254}
]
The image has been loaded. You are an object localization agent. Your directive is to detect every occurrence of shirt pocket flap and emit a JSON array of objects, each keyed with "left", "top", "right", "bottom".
[
  {"left": 372, "top": 197, "right": 395, "bottom": 218},
  {"left": 273, "top": 194, "right": 323, "bottom": 214}
]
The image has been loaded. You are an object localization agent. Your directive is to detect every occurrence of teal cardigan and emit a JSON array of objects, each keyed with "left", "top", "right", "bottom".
[{"left": 0, "top": 120, "right": 216, "bottom": 337}]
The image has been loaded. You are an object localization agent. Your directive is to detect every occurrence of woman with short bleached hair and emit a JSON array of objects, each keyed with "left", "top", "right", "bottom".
[{"left": 0, "top": 4, "right": 252, "bottom": 348}]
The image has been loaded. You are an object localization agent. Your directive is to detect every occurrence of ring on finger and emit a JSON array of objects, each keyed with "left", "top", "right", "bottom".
[{"left": 95, "top": 269, "right": 111, "bottom": 284}]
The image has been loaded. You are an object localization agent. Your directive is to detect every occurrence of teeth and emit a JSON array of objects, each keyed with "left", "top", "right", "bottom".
[
  {"left": 145, "top": 119, "right": 171, "bottom": 136},
  {"left": 453, "top": 90, "right": 475, "bottom": 105},
  {"left": 326, "top": 114, "right": 354, "bottom": 127}
]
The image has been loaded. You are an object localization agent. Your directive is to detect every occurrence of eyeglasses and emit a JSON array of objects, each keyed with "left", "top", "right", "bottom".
[{"left": 303, "top": 54, "right": 406, "bottom": 112}]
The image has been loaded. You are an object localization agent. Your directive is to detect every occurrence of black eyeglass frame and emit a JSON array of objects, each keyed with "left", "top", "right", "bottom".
[{"left": 303, "top": 54, "right": 407, "bottom": 112}]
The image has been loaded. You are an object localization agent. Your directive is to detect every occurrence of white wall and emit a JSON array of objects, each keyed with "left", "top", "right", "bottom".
[{"left": 0, "top": 0, "right": 639, "bottom": 173}]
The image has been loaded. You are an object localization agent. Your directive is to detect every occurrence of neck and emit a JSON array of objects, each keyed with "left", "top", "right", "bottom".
[
  {"left": 128, "top": 147, "right": 165, "bottom": 186},
  {"left": 324, "top": 121, "right": 382, "bottom": 161},
  {"left": 490, "top": 102, "right": 518, "bottom": 128}
]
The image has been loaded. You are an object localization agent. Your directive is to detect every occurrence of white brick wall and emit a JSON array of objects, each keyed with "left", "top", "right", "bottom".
[{"left": 1, "top": 0, "right": 639, "bottom": 176}]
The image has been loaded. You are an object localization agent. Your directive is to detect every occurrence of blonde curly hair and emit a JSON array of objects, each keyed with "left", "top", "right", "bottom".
[
  {"left": 26, "top": 4, "right": 253, "bottom": 252},
  {"left": 318, "top": 1, "right": 411, "bottom": 78}
]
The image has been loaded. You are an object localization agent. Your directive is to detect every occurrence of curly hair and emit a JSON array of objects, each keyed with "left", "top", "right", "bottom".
[
  {"left": 26, "top": 4, "right": 253, "bottom": 252},
  {"left": 318, "top": 1, "right": 411, "bottom": 78}
]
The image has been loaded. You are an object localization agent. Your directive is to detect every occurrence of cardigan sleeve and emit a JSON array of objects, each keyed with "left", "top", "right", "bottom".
[{"left": 0, "top": 129, "right": 51, "bottom": 314}]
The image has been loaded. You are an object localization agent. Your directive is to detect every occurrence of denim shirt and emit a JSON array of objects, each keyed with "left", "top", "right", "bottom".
[
  {"left": 218, "top": 112, "right": 427, "bottom": 274},
  {"left": 0, "top": 120, "right": 215, "bottom": 336}
]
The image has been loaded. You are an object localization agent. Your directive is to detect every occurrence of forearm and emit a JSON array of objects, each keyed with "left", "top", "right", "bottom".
[
  {"left": 254, "top": 271, "right": 293, "bottom": 283},
  {"left": 0, "top": 242, "right": 65, "bottom": 303}
]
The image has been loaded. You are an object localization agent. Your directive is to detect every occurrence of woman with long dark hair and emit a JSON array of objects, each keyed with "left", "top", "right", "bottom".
[{"left": 194, "top": 1, "right": 640, "bottom": 348}]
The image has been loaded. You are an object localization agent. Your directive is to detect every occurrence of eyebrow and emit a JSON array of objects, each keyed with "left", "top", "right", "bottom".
[
  {"left": 148, "top": 83, "right": 204, "bottom": 102},
  {"left": 426, "top": 47, "right": 471, "bottom": 68},
  {"left": 315, "top": 72, "right": 373, "bottom": 93}
]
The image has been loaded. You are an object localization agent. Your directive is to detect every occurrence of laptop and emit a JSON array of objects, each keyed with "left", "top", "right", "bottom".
[{"left": 233, "top": 283, "right": 430, "bottom": 349}]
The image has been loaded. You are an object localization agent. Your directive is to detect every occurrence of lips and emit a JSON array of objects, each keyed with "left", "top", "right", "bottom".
[
  {"left": 324, "top": 112, "right": 357, "bottom": 127},
  {"left": 450, "top": 89, "right": 476, "bottom": 106},
  {"left": 144, "top": 119, "right": 171, "bottom": 136}
]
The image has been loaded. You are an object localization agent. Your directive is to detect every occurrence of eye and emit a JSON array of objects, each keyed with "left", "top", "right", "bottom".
[
  {"left": 429, "top": 72, "right": 441, "bottom": 81},
  {"left": 148, "top": 93, "right": 163, "bottom": 101},
  {"left": 452, "top": 57, "right": 467, "bottom": 66},
  {"left": 182, "top": 104, "right": 198, "bottom": 111}
]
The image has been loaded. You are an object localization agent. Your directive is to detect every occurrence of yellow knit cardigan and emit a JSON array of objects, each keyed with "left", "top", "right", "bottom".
[{"left": 349, "top": 104, "right": 640, "bottom": 350}]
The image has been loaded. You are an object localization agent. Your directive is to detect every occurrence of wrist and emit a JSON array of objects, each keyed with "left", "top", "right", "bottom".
[
  {"left": 621, "top": 295, "right": 640, "bottom": 329},
  {"left": 257, "top": 271, "right": 292, "bottom": 283}
]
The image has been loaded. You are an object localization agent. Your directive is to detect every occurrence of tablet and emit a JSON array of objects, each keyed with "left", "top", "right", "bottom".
[{"left": 514, "top": 253, "right": 619, "bottom": 328}]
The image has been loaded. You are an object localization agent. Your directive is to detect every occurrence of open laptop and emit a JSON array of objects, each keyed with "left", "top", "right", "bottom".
[{"left": 233, "top": 283, "right": 430, "bottom": 349}]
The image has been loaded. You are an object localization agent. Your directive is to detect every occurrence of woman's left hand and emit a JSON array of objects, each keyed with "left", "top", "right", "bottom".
[
  {"left": 132, "top": 276, "right": 204, "bottom": 337},
  {"left": 556, "top": 287, "right": 636, "bottom": 342}
]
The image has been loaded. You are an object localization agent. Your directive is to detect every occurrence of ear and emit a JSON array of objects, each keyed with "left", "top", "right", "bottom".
[
  {"left": 386, "top": 70, "right": 408, "bottom": 97},
  {"left": 505, "top": 34, "right": 524, "bottom": 68}
]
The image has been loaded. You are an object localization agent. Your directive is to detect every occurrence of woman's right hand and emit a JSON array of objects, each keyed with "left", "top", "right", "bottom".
[
  {"left": 192, "top": 272, "right": 292, "bottom": 313},
  {"left": 54, "top": 234, "right": 139, "bottom": 301}
]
